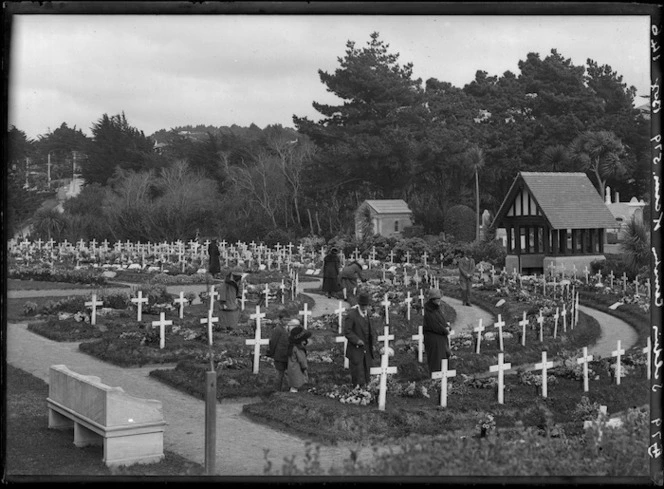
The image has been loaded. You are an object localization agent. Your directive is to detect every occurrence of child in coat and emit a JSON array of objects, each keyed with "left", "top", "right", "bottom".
[{"left": 286, "top": 326, "right": 312, "bottom": 392}]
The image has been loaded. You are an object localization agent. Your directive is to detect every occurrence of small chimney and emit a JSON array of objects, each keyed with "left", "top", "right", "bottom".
[
  {"left": 615, "top": 191, "right": 620, "bottom": 203},
  {"left": 605, "top": 186, "right": 611, "bottom": 205}
]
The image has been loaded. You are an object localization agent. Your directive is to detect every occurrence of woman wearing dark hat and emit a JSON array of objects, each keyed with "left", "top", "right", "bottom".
[
  {"left": 422, "top": 288, "right": 452, "bottom": 374},
  {"left": 322, "top": 246, "right": 342, "bottom": 298},
  {"left": 208, "top": 239, "right": 221, "bottom": 278},
  {"left": 217, "top": 266, "right": 244, "bottom": 330},
  {"left": 343, "top": 292, "right": 376, "bottom": 387},
  {"left": 286, "top": 325, "right": 312, "bottom": 392}
]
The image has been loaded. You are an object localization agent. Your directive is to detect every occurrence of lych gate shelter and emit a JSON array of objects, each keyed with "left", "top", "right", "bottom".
[
  {"left": 491, "top": 172, "right": 618, "bottom": 275},
  {"left": 355, "top": 200, "right": 413, "bottom": 239}
]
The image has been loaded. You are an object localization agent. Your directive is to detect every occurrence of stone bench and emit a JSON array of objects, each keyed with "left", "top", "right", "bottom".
[{"left": 47, "top": 364, "right": 166, "bottom": 467}]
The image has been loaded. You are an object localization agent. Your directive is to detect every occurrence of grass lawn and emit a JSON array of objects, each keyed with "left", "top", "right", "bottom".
[{"left": 4, "top": 364, "right": 204, "bottom": 478}]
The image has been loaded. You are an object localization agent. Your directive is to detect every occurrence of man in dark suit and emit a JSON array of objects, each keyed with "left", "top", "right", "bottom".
[{"left": 343, "top": 292, "right": 376, "bottom": 387}]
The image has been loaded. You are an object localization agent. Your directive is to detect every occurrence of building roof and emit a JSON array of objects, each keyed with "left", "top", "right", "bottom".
[
  {"left": 360, "top": 200, "right": 412, "bottom": 215},
  {"left": 492, "top": 172, "right": 618, "bottom": 230}
]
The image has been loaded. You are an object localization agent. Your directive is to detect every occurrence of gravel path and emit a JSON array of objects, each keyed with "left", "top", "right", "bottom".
[{"left": 6, "top": 278, "right": 641, "bottom": 476}]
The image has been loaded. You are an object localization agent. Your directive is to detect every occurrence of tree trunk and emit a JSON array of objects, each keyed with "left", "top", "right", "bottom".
[
  {"left": 476, "top": 169, "right": 480, "bottom": 242},
  {"left": 315, "top": 211, "right": 322, "bottom": 235},
  {"left": 307, "top": 208, "right": 314, "bottom": 234}
]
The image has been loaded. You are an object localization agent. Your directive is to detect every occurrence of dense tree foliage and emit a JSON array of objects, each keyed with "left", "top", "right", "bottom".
[{"left": 8, "top": 33, "right": 650, "bottom": 244}]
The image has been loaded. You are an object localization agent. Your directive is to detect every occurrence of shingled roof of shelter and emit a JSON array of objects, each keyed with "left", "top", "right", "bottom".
[
  {"left": 493, "top": 172, "right": 618, "bottom": 230},
  {"left": 362, "top": 200, "right": 412, "bottom": 214}
]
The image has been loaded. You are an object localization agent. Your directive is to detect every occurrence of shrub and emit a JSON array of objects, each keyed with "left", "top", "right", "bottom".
[
  {"left": 444, "top": 204, "right": 476, "bottom": 243},
  {"left": 466, "top": 239, "right": 507, "bottom": 267},
  {"left": 572, "top": 396, "right": 602, "bottom": 422},
  {"left": 22, "top": 301, "right": 39, "bottom": 316},
  {"left": 102, "top": 292, "right": 131, "bottom": 310},
  {"left": 391, "top": 237, "right": 432, "bottom": 262},
  {"left": 589, "top": 255, "right": 635, "bottom": 281}
]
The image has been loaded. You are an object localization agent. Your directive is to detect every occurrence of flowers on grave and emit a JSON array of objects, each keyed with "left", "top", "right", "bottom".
[
  {"left": 185, "top": 291, "right": 197, "bottom": 305},
  {"left": 8, "top": 264, "right": 108, "bottom": 285},
  {"left": 476, "top": 413, "right": 496, "bottom": 437},
  {"left": 572, "top": 396, "right": 602, "bottom": 422},
  {"left": 465, "top": 376, "right": 498, "bottom": 390},
  {"left": 609, "top": 362, "right": 634, "bottom": 379},
  {"left": 556, "top": 352, "right": 598, "bottom": 381},
  {"left": 307, "top": 350, "right": 334, "bottom": 363},
  {"left": 450, "top": 331, "right": 474, "bottom": 351},
  {"left": 73, "top": 311, "right": 90, "bottom": 323},
  {"left": 314, "top": 383, "right": 375, "bottom": 406},
  {"left": 379, "top": 346, "right": 395, "bottom": 357},
  {"left": 518, "top": 370, "right": 558, "bottom": 387},
  {"left": 22, "top": 301, "right": 39, "bottom": 316}
]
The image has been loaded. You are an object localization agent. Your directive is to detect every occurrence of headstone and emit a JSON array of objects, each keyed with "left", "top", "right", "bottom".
[
  {"left": 534, "top": 351, "right": 554, "bottom": 398},
  {"left": 577, "top": 346, "right": 594, "bottom": 392},
  {"left": 431, "top": 358, "right": 456, "bottom": 408},
  {"left": 489, "top": 352, "right": 511, "bottom": 404}
]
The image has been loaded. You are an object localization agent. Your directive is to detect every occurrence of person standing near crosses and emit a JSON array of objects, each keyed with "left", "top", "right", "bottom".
[
  {"left": 423, "top": 288, "right": 452, "bottom": 374},
  {"left": 340, "top": 258, "right": 367, "bottom": 299},
  {"left": 458, "top": 249, "right": 476, "bottom": 306},
  {"left": 218, "top": 267, "right": 243, "bottom": 330},
  {"left": 343, "top": 292, "right": 376, "bottom": 387},
  {"left": 268, "top": 317, "right": 300, "bottom": 391},
  {"left": 286, "top": 325, "right": 312, "bottom": 393},
  {"left": 208, "top": 239, "right": 221, "bottom": 278},
  {"left": 322, "top": 246, "right": 342, "bottom": 298}
]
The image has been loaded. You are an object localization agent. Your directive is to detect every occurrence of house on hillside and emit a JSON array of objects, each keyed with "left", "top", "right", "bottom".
[
  {"left": 491, "top": 172, "right": 617, "bottom": 275},
  {"left": 604, "top": 185, "right": 646, "bottom": 242},
  {"left": 355, "top": 200, "right": 413, "bottom": 239}
]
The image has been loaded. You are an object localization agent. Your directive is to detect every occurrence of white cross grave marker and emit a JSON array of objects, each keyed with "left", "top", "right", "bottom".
[
  {"left": 412, "top": 325, "right": 424, "bottom": 363},
  {"left": 561, "top": 303, "right": 567, "bottom": 333},
  {"left": 474, "top": 318, "right": 485, "bottom": 354},
  {"left": 537, "top": 310, "right": 544, "bottom": 343},
  {"left": 152, "top": 312, "right": 172, "bottom": 349},
  {"left": 534, "top": 351, "right": 554, "bottom": 398},
  {"left": 335, "top": 335, "right": 349, "bottom": 369},
  {"left": 200, "top": 309, "right": 218, "bottom": 346},
  {"left": 519, "top": 311, "right": 529, "bottom": 346},
  {"left": 553, "top": 307, "right": 560, "bottom": 339},
  {"left": 611, "top": 340, "right": 625, "bottom": 385},
  {"left": 263, "top": 283, "right": 271, "bottom": 308},
  {"left": 493, "top": 314, "right": 506, "bottom": 351},
  {"left": 370, "top": 352, "right": 397, "bottom": 411},
  {"left": 299, "top": 303, "right": 312, "bottom": 330},
  {"left": 405, "top": 292, "right": 413, "bottom": 321},
  {"left": 432, "top": 358, "right": 456, "bottom": 407},
  {"left": 208, "top": 285, "right": 219, "bottom": 313},
  {"left": 335, "top": 302, "right": 346, "bottom": 334},
  {"left": 131, "top": 290, "right": 148, "bottom": 322},
  {"left": 246, "top": 306, "right": 269, "bottom": 374},
  {"left": 489, "top": 352, "right": 511, "bottom": 404},
  {"left": 381, "top": 294, "right": 391, "bottom": 325},
  {"left": 577, "top": 347, "right": 594, "bottom": 392},
  {"left": 85, "top": 294, "right": 103, "bottom": 326},
  {"left": 419, "top": 289, "right": 425, "bottom": 315},
  {"left": 174, "top": 291, "right": 187, "bottom": 319}
]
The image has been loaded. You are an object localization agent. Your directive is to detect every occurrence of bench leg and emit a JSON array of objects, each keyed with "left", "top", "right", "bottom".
[
  {"left": 104, "top": 432, "right": 164, "bottom": 467},
  {"left": 48, "top": 408, "right": 74, "bottom": 430},
  {"left": 74, "top": 422, "right": 102, "bottom": 447}
]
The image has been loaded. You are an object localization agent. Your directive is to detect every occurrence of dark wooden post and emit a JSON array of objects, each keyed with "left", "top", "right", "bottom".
[{"left": 205, "top": 371, "right": 217, "bottom": 475}]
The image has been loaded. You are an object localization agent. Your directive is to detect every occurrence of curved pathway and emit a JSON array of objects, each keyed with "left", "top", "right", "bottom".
[{"left": 6, "top": 278, "right": 642, "bottom": 476}]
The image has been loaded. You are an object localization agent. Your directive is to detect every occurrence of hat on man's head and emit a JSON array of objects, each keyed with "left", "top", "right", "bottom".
[
  {"left": 289, "top": 325, "right": 312, "bottom": 343},
  {"left": 428, "top": 288, "right": 442, "bottom": 300},
  {"left": 330, "top": 247, "right": 339, "bottom": 254},
  {"left": 357, "top": 292, "right": 371, "bottom": 306},
  {"left": 286, "top": 319, "right": 301, "bottom": 329}
]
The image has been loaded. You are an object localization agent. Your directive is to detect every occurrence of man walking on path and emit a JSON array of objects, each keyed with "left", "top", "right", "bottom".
[
  {"left": 267, "top": 318, "right": 300, "bottom": 391},
  {"left": 343, "top": 292, "right": 376, "bottom": 387},
  {"left": 458, "top": 250, "right": 476, "bottom": 306}
]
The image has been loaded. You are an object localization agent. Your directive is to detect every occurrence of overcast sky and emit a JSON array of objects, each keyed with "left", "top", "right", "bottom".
[{"left": 7, "top": 13, "right": 652, "bottom": 140}]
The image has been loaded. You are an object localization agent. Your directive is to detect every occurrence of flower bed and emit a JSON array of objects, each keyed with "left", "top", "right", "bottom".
[{"left": 8, "top": 264, "right": 108, "bottom": 286}]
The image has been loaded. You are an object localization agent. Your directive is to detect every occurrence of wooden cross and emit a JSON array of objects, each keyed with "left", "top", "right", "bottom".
[
  {"left": 370, "top": 352, "right": 397, "bottom": 411},
  {"left": 411, "top": 325, "right": 424, "bottom": 363},
  {"left": 474, "top": 319, "right": 485, "bottom": 354},
  {"left": 389, "top": 250, "right": 395, "bottom": 264},
  {"left": 335, "top": 302, "right": 346, "bottom": 334},
  {"left": 275, "top": 243, "right": 282, "bottom": 254},
  {"left": 622, "top": 272, "right": 628, "bottom": 293},
  {"left": 200, "top": 309, "right": 218, "bottom": 346},
  {"left": 537, "top": 310, "right": 544, "bottom": 343},
  {"left": 240, "top": 287, "right": 247, "bottom": 311},
  {"left": 152, "top": 312, "right": 172, "bottom": 350},
  {"left": 596, "top": 270, "right": 603, "bottom": 285},
  {"left": 85, "top": 294, "right": 103, "bottom": 325},
  {"left": 405, "top": 292, "right": 413, "bottom": 321},
  {"left": 335, "top": 335, "right": 349, "bottom": 369},
  {"left": 219, "top": 239, "right": 227, "bottom": 248},
  {"left": 403, "top": 269, "right": 409, "bottom": 287},
  {"left": 584, "top": 266, "right": 590, "bottom": 284},
  {"left": 547, "top": 262, "right": 556, "bottom": 277},
  {"left": 609, "top": 270, "right": 615, "bottom": 288},
  {"left": 489, "top": 352, "right": 511, "bottom": 404},
  {"left": 131, "top": 290, "right": 149, "bottom": 322},
  {"left": 519, "top": 311, "right": 529, "bottom": 347},
  {"left": 47, "top": 238, "right": 56, "bottom": 249},
  {"left": 493, "top": 314, "right": 505, "bottom": 351},
  {"left": 491, "top": 266, "right": 496, "bottom": 284},
  {"left": 353, "top": 247, "right": 360, "bottom": 260},
  {"left": 297, "top": 244, "right": 305, "bottom": 256},
  {"left": 422, "top": 252, "right": 428, "bottom": 267},
  {"left": 405, "top": 251, "right": 410, "bottom": 265},
  {"left": 378, "top": 325, "right": 395, "bottom": 352},
  {"left": 643, "top": 337, "right": 652, "bottom": 380},
  {"left": 246, "top": 307, "right": 269, "bottom": 374},
  {"left": 432, "top": 359, "right": 456, "bottom": 408},
  {"left": 419, "top": 289, "right": 425, "bottom": 315},
  {"left": 542, "top": 275, "right": 547, "bottom": 296},
  {"left": 611, "top": 340, "right": 625, "bottom": 385},
  {"left": 534, "top": 351, "right": 554, "bottom": 398},
  {"left": 77, "top": 238, "right": 85, "bottom": 249},
  {"left": 577, "top": 347, "right": 594, "bottom": 392},
  {"left": 553, "top": 307, "right": 560, "bottom": 339},
  {"left": 633, "top": 277, "right": 640, "bottom": 296},
  {"left": 263, "top": 283, "right": 271, "bottom": 308},
  {"left": 561, "top": 303, "right": 567, "bottom": 333},
  {"left": 174, "top": 291, "right": 187, "bottom": 319},
  {"left": 574, "top": 292, "right": 580, "bottom": 328},
  {"left": 299, "top": 303, "right": 312, "bottom": 330},
  {"left": 279, "top": 280, "right": 286, "bottom": 304},
  {"left": 208, "top": 286, "right": 219, "bottom": 312},
  {"left": 381, "top": 294, "right": 391, "bottom": 325}
]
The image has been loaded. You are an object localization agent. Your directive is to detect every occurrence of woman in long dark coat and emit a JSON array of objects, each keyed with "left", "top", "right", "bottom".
[
  {"left": 422, "top": 288, "right": 451, "bottom": 374},
  {"left": 218, "top": 267, "right": 243, "bottom": 330},
  {"left": 321, "top": 247, "right": 342, "bottom": 298},
  {"left": 208, "top": 239, "right": 221, "bottom": 277}
]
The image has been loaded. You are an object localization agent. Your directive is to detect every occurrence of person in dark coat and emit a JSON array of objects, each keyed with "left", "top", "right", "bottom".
[
  {"left": 268, "top": 318, "right": 299, "bottom": 391},
  {"left": 423, "top": 288, "right": 452, "bottom": 374},
  {"left": 458, "top": 249, "right": 476, "bottom": 306},
  {"left": 343, "top": 292, "right": 376, "bottom": 387},
  {"left": 322, "top": 247, "right": 342, "bottom": 298},
  {"left": 287, "top": 326, "right": 312, "bottom": 392},
  {"left": 218, "top": 267, "right": 243, "bottom": 330},
  {"left": 208, "top": 239, "right": 221, "bottom": 277},
  {"left": 340, "top": 259, "right": 366, "bottom": 299}
]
